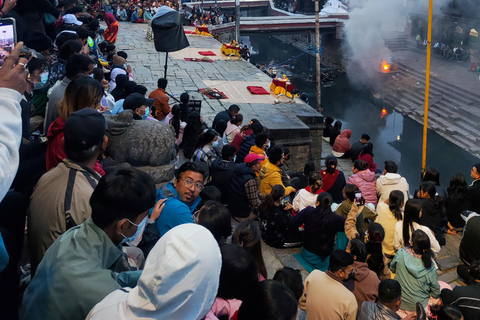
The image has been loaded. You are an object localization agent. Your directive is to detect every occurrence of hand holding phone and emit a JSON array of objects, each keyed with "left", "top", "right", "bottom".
[
  {"left": 354, "top": 191, "right": 364, "bottom": 206},
  {"left": 0, "top": 41, "right": 28, "bottom": 94}
]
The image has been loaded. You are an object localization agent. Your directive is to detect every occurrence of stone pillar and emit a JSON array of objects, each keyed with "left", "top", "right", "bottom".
[{"left": 309, "top": 124, "right": 324, "bottom": 171}]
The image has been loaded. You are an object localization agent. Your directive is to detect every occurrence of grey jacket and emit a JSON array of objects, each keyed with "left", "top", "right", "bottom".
[{"left": 358, "top": 301, "right": 401, "bottom": 320}]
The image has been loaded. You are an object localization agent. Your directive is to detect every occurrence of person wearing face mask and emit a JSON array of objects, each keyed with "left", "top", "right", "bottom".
[
  {"left": 122, "top": 92, "right": 155, "bottom": 121},
  {"left": 22, "top": 167, "right": 161, "bottom": 320},
  {"left": 27, "top": 109, "right": 107, "bottom": 275},
  {"left": 299, "top": 249, "right": 358, "bottom": 320},
  {"left": 191, "top": 129, "right": 220, "bottom": 179}
]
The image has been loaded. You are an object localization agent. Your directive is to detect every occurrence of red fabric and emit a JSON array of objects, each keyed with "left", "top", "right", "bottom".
[
  {"left": 332, "top": 129, "right": 352, "bottom": 153},
  {"left": 321, "top": 169, "right": 340, "bottom": 192},
  {"left": 231, "top": 129, "right": 251, "bottom": 150},
  {"left": 104, "top": 12, "right": 117, "bottom": 28},
  {"left": 272, "top": 78, "right": 294, "bottom": 91},
  {"left": 247, "top": 86, "right": 270, "bottom": 95},
  {"left": 196, "top": 26, "right": 209, "bottom": 33},
  {"left": 232, "top": 310, "right": 239, "bottom": 320},
  {"left": 184, "top": 58, "right": 214, "bottom": 62},
  {"left": 104, "top": 21, "right": 119, "bottom": 44},
  {"left": 46, "top": 117, "right": 105, "bottom": 176},
  {"left": 198, "top": 51, "right": 216, "bottom": 56},
  {"left": 358, "top": 153, "right": 377, "bottom": 172},
  {"left": 184, "top": 30, "right": 196, "bottom": 34},
  {"left": 199, "top": 88, "right": 228, "bottom": 99},
  {"left": 222, "top": 44, "right": 239, "bottom": 50},
  {"left": 305, "top": 186, "right": 324, "bottom": 195}
]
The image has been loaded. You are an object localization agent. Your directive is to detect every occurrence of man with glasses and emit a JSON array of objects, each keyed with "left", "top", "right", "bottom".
[
  {"left": 154, "top": 162, "right": 205, "bottom": 237},
  {"left": 468, "top": 163, "right": 480, "bottom": 214},
  {"left": 22, "top": 167, "right": 160, "bottom": 320}
]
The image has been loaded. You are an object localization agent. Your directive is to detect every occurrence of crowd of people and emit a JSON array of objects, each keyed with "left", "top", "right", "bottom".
[{"left": 0, "top": 1, "right": 479, "bottom": 320}]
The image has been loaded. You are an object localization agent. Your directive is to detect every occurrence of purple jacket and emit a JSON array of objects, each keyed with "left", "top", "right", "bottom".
[{"left": 347, "top": 170, "right": 377, "bottom": 207}]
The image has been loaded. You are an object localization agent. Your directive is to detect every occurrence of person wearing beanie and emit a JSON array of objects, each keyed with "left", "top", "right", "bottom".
[{"left": 25, "top": 31, "right": 53, "bottom": 57}]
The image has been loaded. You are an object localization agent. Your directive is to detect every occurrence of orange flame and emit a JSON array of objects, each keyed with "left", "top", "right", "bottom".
[
  {"left": 381, "top": 107, "right": 387, "bottom": 119},
  {"left": 382, "top": 60, "right": 390, "bottom": 72}
]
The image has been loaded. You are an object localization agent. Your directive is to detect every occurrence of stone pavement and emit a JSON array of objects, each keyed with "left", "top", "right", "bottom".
[{"left": 111, "top": 21, "right": 464, "bottom": 287}]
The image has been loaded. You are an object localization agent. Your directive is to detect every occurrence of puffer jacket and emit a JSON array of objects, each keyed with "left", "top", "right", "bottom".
[
  {"left": 258, "top": 161, "right": 295, "bottom": 196},
  {"left": 333, "top": 129, "right": 352, "bottom": 153},
  {"left": 236, "top": 134, "right": 256, "bottom": 164},
  {"left": 358, "top": 301, "right": 401, "bottom": 320},
  {"left": 347, "top": 170, "right": 377, "bottom": 207}
]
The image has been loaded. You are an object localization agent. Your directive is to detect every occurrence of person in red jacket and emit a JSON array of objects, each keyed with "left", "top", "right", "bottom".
[{"left": 358, "top": 142, "right": 380, "bottom": 173}]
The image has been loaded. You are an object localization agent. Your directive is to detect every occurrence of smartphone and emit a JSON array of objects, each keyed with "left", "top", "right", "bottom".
[
  {"left": 354, "top": 191, "right": 363, "bottom": 205},
  {"left": 0, "top": 18, "right": 16, "bottom": 66}
]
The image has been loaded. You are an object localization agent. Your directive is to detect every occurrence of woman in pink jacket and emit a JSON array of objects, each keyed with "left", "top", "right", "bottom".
[
  {"left": 332, "top": 129, "right": 352, "bottom": 158},
  {"left": 347, "top": 159, "right": 377, "bottom": 207}
]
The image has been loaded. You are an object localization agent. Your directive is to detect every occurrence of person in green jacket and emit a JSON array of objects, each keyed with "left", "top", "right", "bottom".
[
  {"left": 22, "top": 167, "right": 163, "bottom": 320},
  {"left": 390, "top": 229, "right": 440, "bottom": 313}
]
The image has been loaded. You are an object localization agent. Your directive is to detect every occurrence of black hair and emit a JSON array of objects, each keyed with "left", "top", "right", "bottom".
[
  {"left": 384, "top": 160, "right": 398, "bottom": 173},
  {"left": 197, "top": 200, "right": 232, "bottom": 245},
  {"left": 180, "top": 92, "right": 189, "bottom": 103},
  {"left": 251, "top": 122, "right": 264, "bottom": 135},
  {"left": 65, "top": 54, "right": 94, "bottom": 79},
  {"left": 269, "top": 146, "right": 284, "bottom": 165},
  {"left": 73, "top": 26, "right": 88, "bottom": 40},
  {"left": 157, "top": 78, "right": 168, "bottom": 89},
  {"left": 304, "top": 161, "right": 315, "bottom": 176},
  {"left": 349, "top": 238, "right": 367, "bottom": 262},
  {"left": 213, "top": 120, "right": 227, "bottom": 137},
  {"left": 388, "top": 190, "right": 404, "bottom": 221},
  {"left": 56, "top": 32, "right": 79, "bottom": 50},
  {"left": 468, "top": 260, "right": 480, "bottom": 280},
  {"left": 317, "top": 192, "right": 333, "bottom": 207},
  {"left": 230, "top": 113, "right": 243, "bottom": 125},
  {"left": 121, "top": 81, "right": 137, "bottom": 100},
  {"left": 366, "top": 223, "right": 386, "bottom": 277},
  {"left": 329, "top": 249, "right": 354, "bottom": 273},
  {"left": 402, "top": 199, "right": 423, "bottom": 247},
  {"left": 232, "top": 220, "right": 267, "bottom": 279},
  {"left": 419, "top": 181, "right": 436, "bottom": 198},
  {"left": 333, "top": 120, "right": 342, "bottom": 130},
  {"left": 411, "top": 229, "right": 434, "bottom": 269},
  {"left": 344, "top": 184, "right": 359, "bottom": 202},
  {"left": 90, "top": 168, "right": 156, "bottom": 229},
  {"left": 106, "top": 44, "right": 116, "bottom": 53},
  {"left": 228, "top": 104, "right": 240, "bottom": 113},
  {"left": 222, "top": 145, "right": 237, "bottom": 160},
  {"left": 378, "top": 279, "right": 402, "bottom": 304},
  {"left": 58, "top": 39, "right": 83, "bottom": 60},
  {"left": 196, "top": 129, "right": 217, "bottom": 149},
  {"left": 133, "top": 85, "right": 147, "bottom": 95},
  {"left": 87, "top": 30, "right": 96, "bottom": 40},
  {"left": 324, "top": 115, "right": 334, "bottom": 127},
  {"left": 88, "top": 20, "right": 99, "bottom": 31},
  {"left": 237, "top": 280, "right": 298, "bottom": 320},
  {"left": 447, "top": 173, "right": 468, "bottom": 203},
  {"left": 65, "top": 138, "right": 103, "bottom": 163},
  {"left": 437, "top": 306, "right": 463, "bottom": 320},
  {"left": 92, "top": 68, "right": 104, "bottom": 83},
  {"left": 169, "top": 104, "right": 181, "bottom": 139},
  {"left": 255, "top": 133, "right": 268, "bottom": 148},
  {"left": 309, "top": 172, "right": 323, "bottom": 194},
  {"left": 273, "top": 267, "right": 303, "bottom": 301},
  {"left": 325, "top": 155, "right": 338, "bottom": 174},
  {"left": 26, "top": 57, "right": 47, "bottom": 74},
  {"left": 361, "top": 142, "right": 374, "bottom": 157},
  {"left": 260, "top": 184, "right": 285, "bottom": 217},
  {"left": 117, "top": 51, "right": 128, "bottom": 60},
  {"left": 184, "top": 111, "right": 203, "bottom": 144},
  {"left": 353, "top": 159, "right": 369, "bottom": 171},
  {"left": 422, "top": 167, "right": 441, "bottom": 186},
  {"left": 176, "top": 161, "right": 205, "bottom": 180},
  {"left": 217, "top": 244, "right": 259, "bottom": 301},
  {"left": 361, "top": 133, "right": 371, "bottom": 140}
]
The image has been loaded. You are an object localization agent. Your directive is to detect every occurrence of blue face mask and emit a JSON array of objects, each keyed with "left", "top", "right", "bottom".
[
  {"left": 233, "top": 155, "right": 237, "bottom": 162},
  {"left": 89, "top": 73, "right": 94, "bottom": 78},
  {"left": 121, "top": 216, "right": 147, "bottom": 246},
  {"left": 33, "top": 71, "right": 49, "bottom": 90},
  {"left": 212, "top": 140, "right": 219, "bottom": 148},
  {"left": 142, "top": 107, "right": 150, "bottom": 120},
  {"left": 266, "top": 141, "right": 271, "bottom": 150}
]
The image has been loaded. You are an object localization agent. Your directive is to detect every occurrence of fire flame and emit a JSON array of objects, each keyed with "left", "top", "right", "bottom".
[
  {"left": 382, "top": 60, "right": 390, "bottom": 72},
  {"left": 381, "top": 107, "right": 387, "bottom": 119}
]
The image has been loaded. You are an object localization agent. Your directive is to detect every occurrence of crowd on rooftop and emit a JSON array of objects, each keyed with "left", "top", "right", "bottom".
[{"left": 0, "top": 0, "right": 480, "bottom": 320}]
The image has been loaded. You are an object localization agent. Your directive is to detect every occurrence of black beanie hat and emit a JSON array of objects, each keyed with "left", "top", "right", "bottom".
[{"left": 25, "top": 31, "right": 53, "bottom": 53}]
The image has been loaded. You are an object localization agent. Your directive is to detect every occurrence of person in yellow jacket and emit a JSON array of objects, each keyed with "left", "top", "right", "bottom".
[
  {"left": 259, "top": 146, "right": 297, "bottom": 196},
  {"left": 248, "top": 133, "right": 269, "bottom": 173}
]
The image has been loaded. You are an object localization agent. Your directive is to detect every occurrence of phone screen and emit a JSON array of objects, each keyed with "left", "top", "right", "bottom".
[
  {"left": 0, "top": 18, "right": 16, "bottom": 66},
  {"left": 354, "top": 191, "right": 362, "bottom": 205}
]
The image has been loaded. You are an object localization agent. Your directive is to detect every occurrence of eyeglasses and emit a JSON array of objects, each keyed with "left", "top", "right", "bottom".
[{"left": 179, "top": 177, "right": 204, "bottom": 191}]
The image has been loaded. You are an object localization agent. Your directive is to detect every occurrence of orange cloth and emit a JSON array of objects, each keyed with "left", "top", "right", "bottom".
[
  {"left": 149, "top": 88, "right": 170, "bottom": 121},
  {"left": 104, "top": 21, "right": 119, "bottom": 44}
]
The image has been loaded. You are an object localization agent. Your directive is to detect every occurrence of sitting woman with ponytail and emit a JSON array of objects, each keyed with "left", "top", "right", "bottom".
[
  {"left": 164, "top": 104, "right": 186, "bottom": 146},
  {"left": 390, "top": 229, "right": 440, "bottom": 314},
  {"left": 376, "top": 190, "right": 404, "bottom": 260},
  {"left": 259, "top": 185, "right": 302, "bottom": 249},
  {"left": 320, "top": 155, "right": 346, "bottom": 203},
  {"left": 224, "top": 113, "right": 243, "bottom": 144},
  {"left": 290, "top": 193, "right": 346, "bottom": 272},
  {"left": 292, "top": 173, "right": 324, "bottom": 213}
]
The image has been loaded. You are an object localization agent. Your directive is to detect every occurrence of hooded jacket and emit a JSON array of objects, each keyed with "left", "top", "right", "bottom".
[
  {"left": 259, "top": 161, "right": 295, "bottom": 196},
  {"left": 347, "top": 170, "right": 378, "bottom": 207},
  {"left": 389, "top": 248, "right": 440, "bottom": 311},
  {"left": 352, "top": 261, "right": 380, "bottom": 311},
  {"left": 46, "top": 117, "right": 66, "bottom": 171},
  {"left": 358, "top": 301, "right": 401, "bottom": 320},
  {"left": 86, "top": 224, "right": 221, "bottom": 320},
  {"left": 333, "top": 129, "right": 352, "bottom": 153},
  {"left": 376, "top": 173, "right": 409, "bottom": 204},
  {"left": 248, "top": 145, "right": 267, "bottom": 168},
  {"left": 228, "top": 164, "right": 258, "bottom": 218}
]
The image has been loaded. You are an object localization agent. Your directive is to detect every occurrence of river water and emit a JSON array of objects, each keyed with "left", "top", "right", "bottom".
[{"left": 248, "top": 33, "right": 479, "bottom": 193}]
